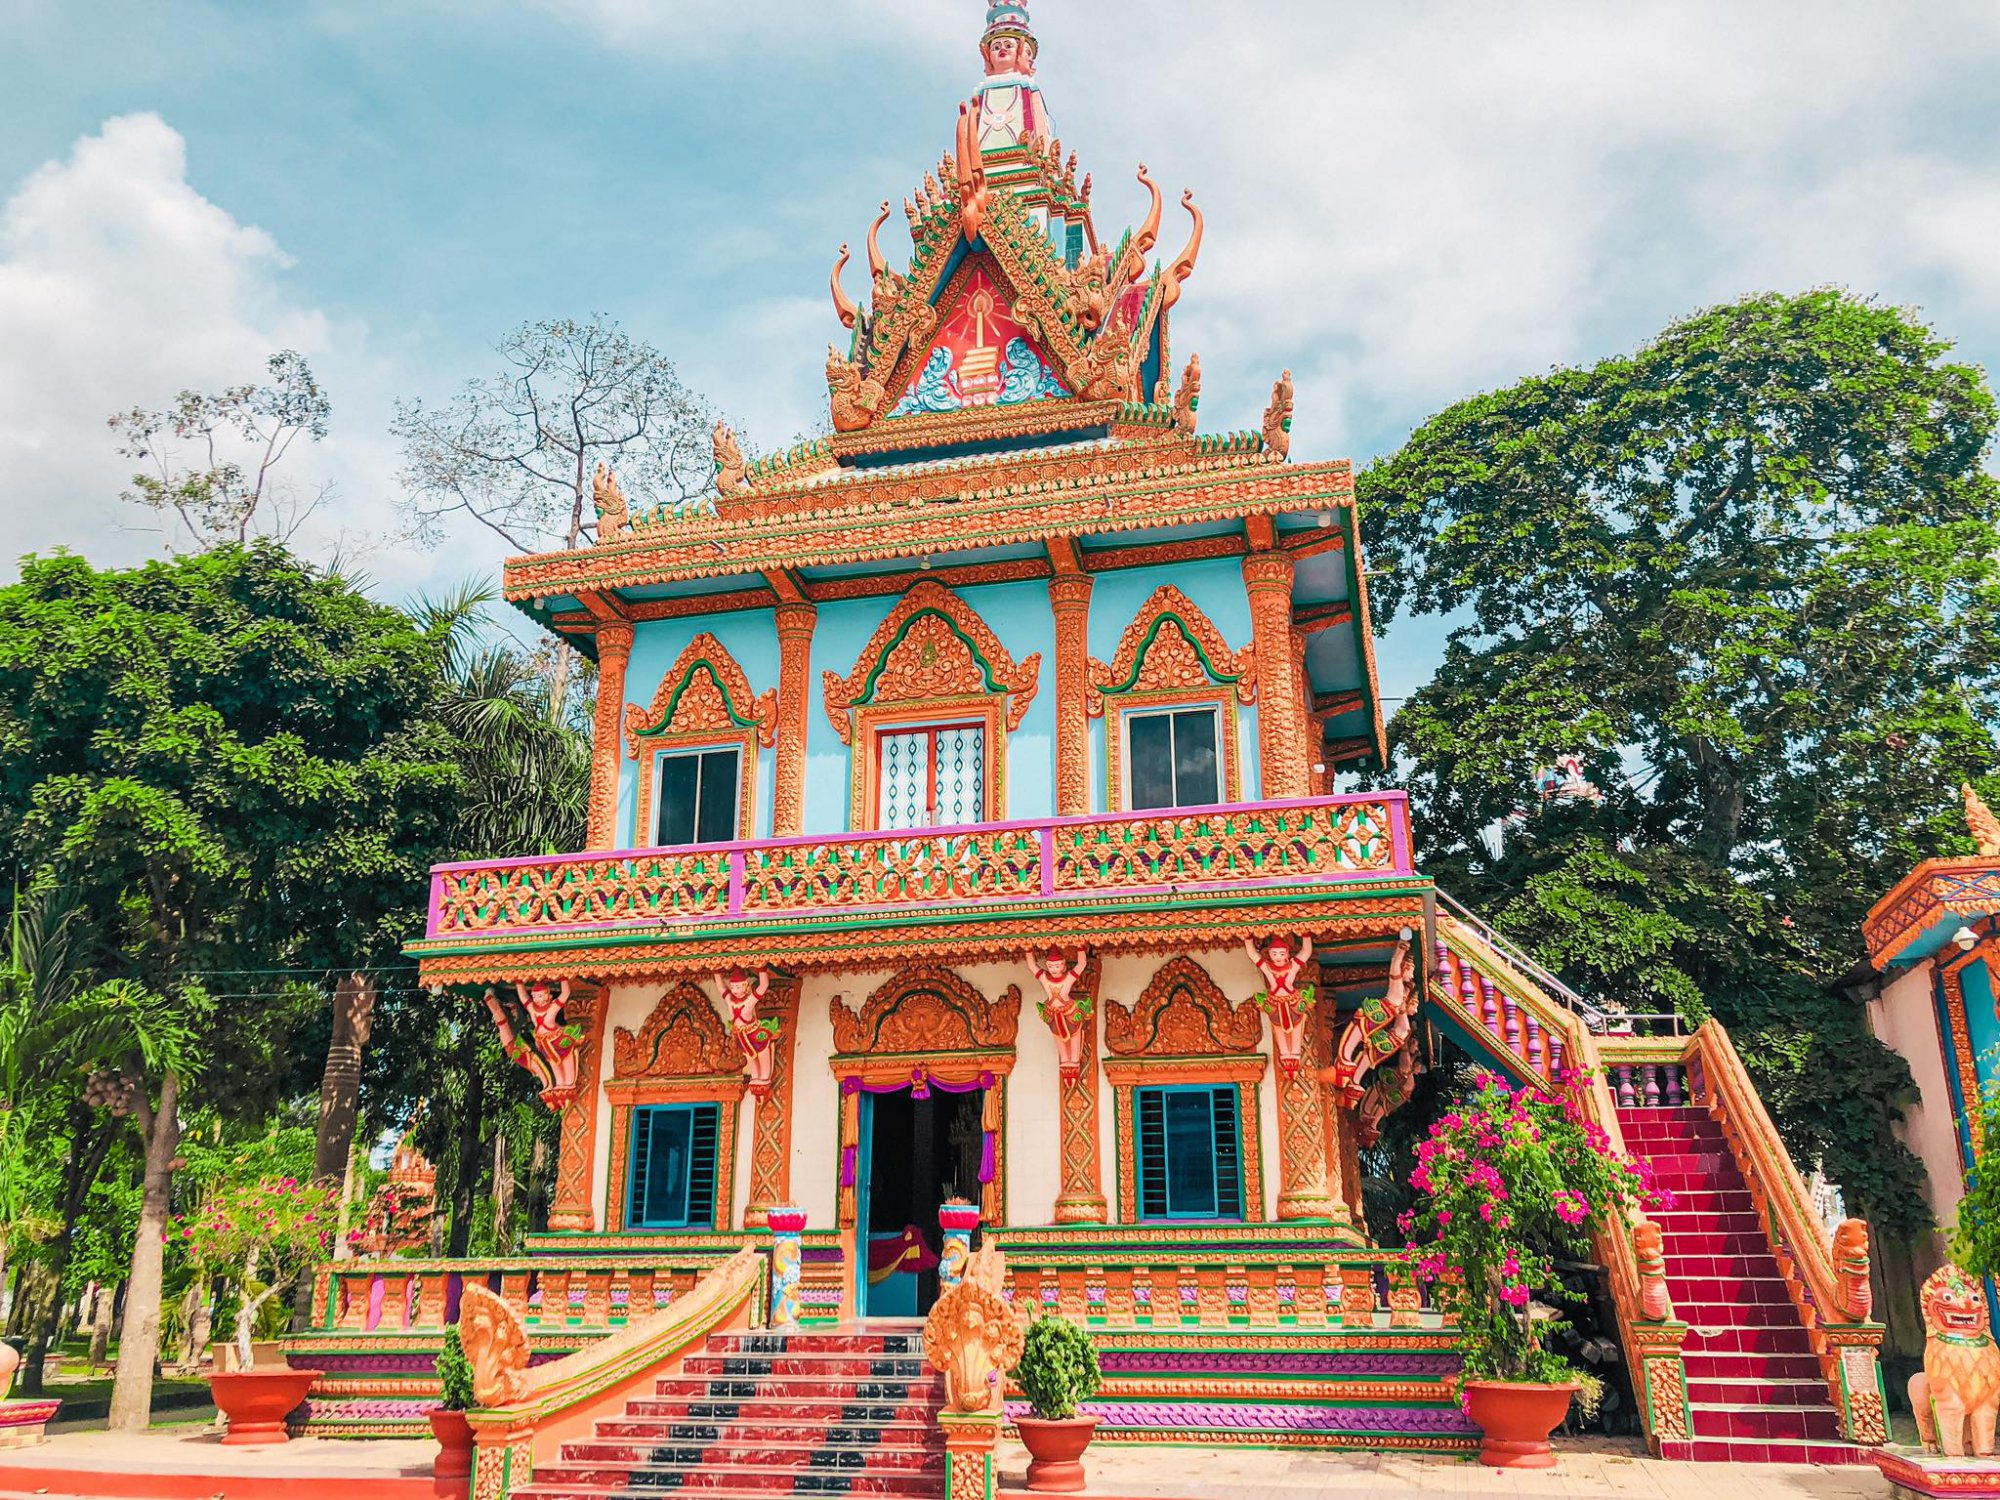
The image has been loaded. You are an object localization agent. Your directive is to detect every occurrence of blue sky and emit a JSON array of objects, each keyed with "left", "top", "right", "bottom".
[{"left": 3, "top": 0, "right": 1998, "bottom": 706}]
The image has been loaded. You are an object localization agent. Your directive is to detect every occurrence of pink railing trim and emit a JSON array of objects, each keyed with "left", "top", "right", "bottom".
[{"left": 425, "top": 792, "right": 1413, "bottom": 939}]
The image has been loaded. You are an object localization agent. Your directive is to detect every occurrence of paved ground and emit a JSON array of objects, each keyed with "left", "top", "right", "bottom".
[{"left": 998, "top": 1438, "right": 1893, "bottom": 1499}]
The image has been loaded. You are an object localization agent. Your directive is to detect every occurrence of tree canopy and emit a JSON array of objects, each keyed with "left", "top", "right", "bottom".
[{"left": 1361, "top": 288, "right": 2000, "bottom": 1232}]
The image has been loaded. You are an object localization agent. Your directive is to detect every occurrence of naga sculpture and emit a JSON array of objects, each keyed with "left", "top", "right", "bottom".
[
  {"left": 712, "top": 421, "right": 748, "bottom": 495},
  {"left": 1966, "top": 783, "right": 2000, "bottom": 858},
  {"left": 1633, "top": 1221, "right": 1672, "bottom": 1322},
  {"left": 1355, "top": 1036, "right": 1419, "bottom": 1149},
  {"left": 1262, "top": 370, "right": 1295, "bottom": 460},
  {"left": 1911, "top": 1265, "right": 2000, "bottom": 1458},
  {"left": 827, "top": 346, "right": 884, "bottom": 433},
  {"left": 1172, "top": 353, "right": 1201, "bottom": 434},
  {"left": 456, "top": 1283, "right": 534, "bottom": 1409},
  {"left": 829, "top": 244, "right": 860, "bottom": 331},
  {"left": 1832, "top": 1219, "right": 1873, "bottom": 1322},
  {"left": 1157, "top": 189, "right": 1204, "bottom": 315},
  {"left": 923, "top": 1245, "right": 1025, "bottom": 1415},
  {"left": 591, "top": 463, "right": 630, "bottom": 541}
]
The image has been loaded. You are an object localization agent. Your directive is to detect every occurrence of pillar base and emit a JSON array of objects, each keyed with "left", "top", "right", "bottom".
[
  {"left": 1276, "top": 1191, "right": 1348, "bottom": 1223},
  {"left": 1052, "top": 1195, "right": 1109, "bottom": 1225},
  {"left": 938, "top": 1410, "right": 1003, "bottom": 1500}
]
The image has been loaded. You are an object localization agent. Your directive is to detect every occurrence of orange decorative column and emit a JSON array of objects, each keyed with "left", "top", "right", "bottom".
[
  {"left": 743, "top": 975, "right": 801, "bottom": 1229},
  {"left": 1241, "top": 552, "right": 1312, "bottom": 800},
  {"left": 1053, "top": 1009, "right": 1107, "bottom": 1224},
  {"left": 548, "top": 985, "right": 608, "bottom": 1232},
  {"left": 587, "top": 623, "right": 635, "bottom": 849},
  {"left": 771, "top": 602, "right": 818, "bottom": 837},
  {"left": 1273, "top": 989, "right": 1348, "bottom": 1225},
  {"left": 1048, "top": 574, "right": 1094, "bottom": 816}
]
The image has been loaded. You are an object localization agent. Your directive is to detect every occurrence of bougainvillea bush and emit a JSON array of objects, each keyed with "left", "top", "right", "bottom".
[
  {"left": 177, "top": 1164, "right": 336, "bottom": 1367},
  {"left": 1400, "top": 1071, "right": 1665, "bottom": 1393}
]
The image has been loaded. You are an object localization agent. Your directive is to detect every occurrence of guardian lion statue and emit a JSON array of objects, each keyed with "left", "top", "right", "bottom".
[{"left": 1911, "top": 1265, "right": 2000, "bottom": 1457}]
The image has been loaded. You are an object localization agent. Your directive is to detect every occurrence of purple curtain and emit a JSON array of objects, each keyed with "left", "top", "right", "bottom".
[{"left": 842, "top": 1070, "right": 998, "bottom": 1184}]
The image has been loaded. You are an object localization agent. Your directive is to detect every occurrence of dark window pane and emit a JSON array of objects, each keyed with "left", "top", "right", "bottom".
[
  {"left": 695, "top": 750, "right": 740, "bottom": 843},
  {"left": 1136, "top": 1089, "right": 1168, "bottom": 1218},
  {"left": 1211, "top": 1087, "right": 1243, "bottom": 1220},
  {"left": 1128, "top": 713, "right": 1176, "bottom": 810},
  {"left": 657, "top": 755, "right": 700, "bottom": 846},
  {"left": 629, "top": 1103, "right": 720, "bottom": 1228},
  {"left": 1172, "top": 711, "right": 1220, "bottom": 806},
  {"left": 1162, "top": 1089, "right": 1219, "bottom": 1216}
]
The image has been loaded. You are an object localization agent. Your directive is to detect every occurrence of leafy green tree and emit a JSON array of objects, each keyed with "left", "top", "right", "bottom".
[
  {"left": 1361, "top": 289, "right": 2000, "bottom": 1235},
  {"left": 0, "top": 542, "right": 464, "bottom": 1426}
]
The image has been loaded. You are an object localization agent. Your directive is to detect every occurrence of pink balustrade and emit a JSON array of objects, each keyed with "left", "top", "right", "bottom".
[{"left": 426, "top": 793, "right": 1413, "bottom": 939}]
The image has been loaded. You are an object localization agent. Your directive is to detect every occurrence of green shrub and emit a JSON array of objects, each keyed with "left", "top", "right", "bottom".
[
  {"left": 1013, "top": 1315, "right": 1100, "bottom": 1421},
  {"left": 436, "top": 1326, "right": 476, "bottom": 1412}
]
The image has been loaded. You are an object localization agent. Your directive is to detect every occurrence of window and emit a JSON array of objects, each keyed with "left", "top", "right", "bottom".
[
  {"left": 626, "top": 1103, "right": 721, "bottom": 1229},
  {"left": 1125, "top": 708, "right": 1221, "bottom": 810},
  {"left": 654, "top": 747, "right": 740, "bottom": 846},
  {"left": 1135, "top": 1085, "right": 1243, "bottom": 1220},
  {"left": 877, "top": 723, "right": 986, "bottom": 829}
]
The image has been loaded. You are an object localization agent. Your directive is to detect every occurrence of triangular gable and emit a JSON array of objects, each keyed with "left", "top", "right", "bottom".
[{"left": 886, "top": 258, "right": 1071, "bottom": 418}]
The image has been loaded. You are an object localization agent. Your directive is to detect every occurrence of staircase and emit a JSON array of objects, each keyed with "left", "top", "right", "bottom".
[
  {"left": 1615, "top": 1096, "right": 1863, "bottom": 1464},
  {"left": 512, "top": 1328, "right": 944, "bottom": 1499}
]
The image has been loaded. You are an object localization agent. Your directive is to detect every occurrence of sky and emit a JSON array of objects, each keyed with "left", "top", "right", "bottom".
[{"left": 2, "top": 0, "right": 1998, "bottom": 705}]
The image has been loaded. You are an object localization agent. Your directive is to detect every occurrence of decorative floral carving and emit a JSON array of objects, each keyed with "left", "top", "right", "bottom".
[
  {"left": 624, "top": 633, "right": 776, "bottom": 757},
  {"left": 1105, "top": 955, "right": 1264, "bottom": 1057},
  {"left": 832, "top": 965, "right": 1021, "bottom": 1055},
  {"left": 1088, "top": 586, "right": 1254, "bottom": 714},
  {"left": 821, "top": 580, "right": 1040, "bottom": 743},
  {"left": 1644, "top": 1355, "right": 1689, "bottom": 1440},
  {"left": 613, "top": 981, "right": 742, "bottom": 1078}
]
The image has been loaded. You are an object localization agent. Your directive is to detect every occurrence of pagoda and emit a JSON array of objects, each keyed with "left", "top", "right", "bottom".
[{"left": 292, "top": 3, "right": 1891, "bottom": 1474}]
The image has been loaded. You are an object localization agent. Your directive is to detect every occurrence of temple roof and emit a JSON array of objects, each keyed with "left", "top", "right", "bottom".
[{"left": 503, "top": 0, "right": 1386, "bottom": 770}]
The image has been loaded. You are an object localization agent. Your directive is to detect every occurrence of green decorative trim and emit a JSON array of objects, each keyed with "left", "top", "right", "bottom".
[
  {"left": 854, "top": 606, "right": 1014, "bottom": 707},
  {"left": 633, "top": 660, "right": 764, "bottom": 739},
  {"left": 1099, "top": 613, "right": 1244, "bottom": 696}
]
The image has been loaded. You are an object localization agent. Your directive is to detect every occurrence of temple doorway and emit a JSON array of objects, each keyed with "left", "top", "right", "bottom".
[{"left": 857, "top": 1084, "right": 985, "bottom": 1317}]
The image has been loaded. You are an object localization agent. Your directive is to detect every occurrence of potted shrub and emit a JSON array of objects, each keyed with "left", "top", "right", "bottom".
[
  {"left": 1012, "top": 1315, "right": 1101, "bottom": 1493},
  {"left": 429, "top": 1326, "right": 477, "bottom": 1488},
  {"left": 1401, "top": 1070, "right": 1659, "bottom": 1468},
  {"left": 180, "top": 1160, "right": 336, "bottom": 1444}
]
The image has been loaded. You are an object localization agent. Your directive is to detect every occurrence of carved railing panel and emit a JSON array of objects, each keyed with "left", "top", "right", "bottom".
[{"left": 427, "top": 793, "right": 1412, "bottom": 939}]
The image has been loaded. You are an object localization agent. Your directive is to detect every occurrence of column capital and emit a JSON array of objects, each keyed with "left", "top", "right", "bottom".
[
  {"left": 1048, "top": 574, "right": 1095, "bottom": 611},
  {"left": 1241, "top": 550, "right": 1296, "bottom": 591},
  {"left": 774, "top": 599, "right": 819, "bottom": 636}
]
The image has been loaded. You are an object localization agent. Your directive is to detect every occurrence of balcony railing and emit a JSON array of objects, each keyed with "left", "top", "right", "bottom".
[{"left": 426, "top": 792, "right": 1413, "bottom": 940}]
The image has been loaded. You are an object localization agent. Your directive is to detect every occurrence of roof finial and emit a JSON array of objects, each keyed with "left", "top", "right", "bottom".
[{"left": 973, "top": 0, "right": 1053, "bottom": 152}]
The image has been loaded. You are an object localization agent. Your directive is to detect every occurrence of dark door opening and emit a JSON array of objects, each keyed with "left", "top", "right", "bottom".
[{"left": 859, "top": 1085, "right": 985, "bottom": 1317}]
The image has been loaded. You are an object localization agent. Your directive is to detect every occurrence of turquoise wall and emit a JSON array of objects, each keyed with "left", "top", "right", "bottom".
[
  {"left": 621, "top": 614, "right": 781, "bottom": 848},
  {"left": 613, "top": 558, "right": 1263, "bottom": 843}
]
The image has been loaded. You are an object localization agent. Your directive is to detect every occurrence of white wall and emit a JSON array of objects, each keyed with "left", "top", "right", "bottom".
[{"left": 1869, "top": 960, "right": 1965, "bottom": 1228}]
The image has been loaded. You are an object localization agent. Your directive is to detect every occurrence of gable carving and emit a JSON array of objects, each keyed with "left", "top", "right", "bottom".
[
  {"left": 831, "top": 964, "right": 1021, "bottom": 1055},
  {"left": 625, "top": 633, "right": 777, "bottom": 758},
  {"left": 613, "top": 981, "right": 742, "bottom": 1078},
  {"left": 1088, "top": 586, "right": 1255, "bottom": 716},
  {"left": 1105, "top": 955, "right": 1264, "bottom": 1057},
  {"left": 822, "top": 581, "right": 1040, "bottom": 743}
]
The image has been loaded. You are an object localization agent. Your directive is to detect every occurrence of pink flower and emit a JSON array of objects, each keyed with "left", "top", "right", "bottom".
[
  {"left": 1437, "top": 1210, "right": 1452, "bottom": 1225},
  {"left": 1499, "top": 1284, "right": 1531, "bottom": 1308}
]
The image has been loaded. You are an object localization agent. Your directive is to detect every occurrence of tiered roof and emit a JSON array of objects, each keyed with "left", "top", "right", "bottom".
[{"left": 508, "top": 0, "right": 1384, "bottom": 768}]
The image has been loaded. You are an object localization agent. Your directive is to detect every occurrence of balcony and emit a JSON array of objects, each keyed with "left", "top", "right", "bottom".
[{"left": 410, "top": 793, "right": 1420, "bottom": 974}]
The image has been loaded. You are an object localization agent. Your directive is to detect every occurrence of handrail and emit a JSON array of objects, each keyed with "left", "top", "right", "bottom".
[
  {"left": 428, "top": 792, "right": 1413, "bottom": 939},
  {"left": 461, "top": 1247, "right": 763, "bottom": 1494},
  {"left": 1433, "top": 889, "right": 1602, "bottom": 1022},
  {"left": 1686, "top": 1020, "right": 1886, "bottom": 1443}
]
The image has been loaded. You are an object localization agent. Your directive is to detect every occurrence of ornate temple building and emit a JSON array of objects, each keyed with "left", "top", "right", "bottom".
[{"left": 292, "top": 4, "right": 1892, "bottom": 1478}]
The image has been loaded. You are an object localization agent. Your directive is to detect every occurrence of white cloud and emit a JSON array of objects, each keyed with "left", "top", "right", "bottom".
[{"left": 0, "top": 113, "right": 443, "bottom": 591}]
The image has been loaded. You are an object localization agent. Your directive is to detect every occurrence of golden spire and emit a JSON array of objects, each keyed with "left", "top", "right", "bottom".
[{"left": 1964, "top": 783, "right": 2000, "bottom": 857}]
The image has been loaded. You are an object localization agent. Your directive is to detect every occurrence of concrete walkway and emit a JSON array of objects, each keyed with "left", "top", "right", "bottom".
[{"left": 1002, "top": 1438, "right": 1891, "bottom": 1499}]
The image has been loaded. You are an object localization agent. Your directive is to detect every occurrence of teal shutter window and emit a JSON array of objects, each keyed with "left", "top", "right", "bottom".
[
  {"left": 626, "top": 1102, "right": 721, "bottom": 1229},
  {"left": 1134, "top": 1085, "right": 1243, "bottom": 1221}
]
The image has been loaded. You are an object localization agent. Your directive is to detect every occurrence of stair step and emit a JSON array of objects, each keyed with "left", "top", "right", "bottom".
[
  {"left": 1689, "top": 1380, "right": 1831, "bottom": 1407},
  {"left": 1682, "top": 1351, "right": 1825, "bottom": 1382},
  {"left": 683, "top": 1354, "right": 931, "bottom": 1378},
  {"left": 1677, "top": 1437, "right": 1870, "bottom": 1464},
  {"left": 527, "top": 1463, "right": 940, "bottom": 1494},
  {"left": 617, "top": 1398, "right": 941, "bottom": 1427},
  {"left": 572, "top": 1428, "right": 942, "bottom": 1458},
  {"left": 1690, "top": 1403, "right": 1844, "bottom": 1441},
  {"left": 655, "top": 1374, "right": 941, "bottom": 1402}
]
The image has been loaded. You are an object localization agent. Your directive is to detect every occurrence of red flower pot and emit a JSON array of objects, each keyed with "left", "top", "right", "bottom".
[
  {"left": 206, "top": 1367, "right": 318, "bottom": 1445},
  {"left": 1017, "top": 1414, "right": 1097, "bottom": 1492},
  {"left": 429, "top": 1408, "right": 475, "bottom": 1489},
  {"left": 1460, "top": 1379, "right": 1580, "bottom": 1469}
]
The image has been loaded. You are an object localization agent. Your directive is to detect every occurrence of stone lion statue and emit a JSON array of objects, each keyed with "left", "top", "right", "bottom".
[
  {"left": 923, "top": 1246, "right": 1025, "bottom": 1415},
  {"left": 1911, "top": 1265, "right": 2000, "bottom": 1457},
  {"left": 456, "top": 1283, "right": 533, "bottom": 1409},
  {"left": 1832, "top": 1219, "right": 1873, "bottom": 1322}
]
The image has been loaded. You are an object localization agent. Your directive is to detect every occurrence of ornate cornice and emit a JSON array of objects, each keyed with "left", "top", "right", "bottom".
[
  {"left": 821, "top": 579, "right": 1041, "bottom": 743},
  {"left": 612, "top": 980, "right": 741, "bottom": 1079},
  {"left": 624, "top": 632, "right": 777, "bottom": 757},
  {"left": 830, "top": 964, "right": 1022, "bottom": 1055},
  {"left": 1088, "top": 585, "right": 1255, "bottom": 715}
]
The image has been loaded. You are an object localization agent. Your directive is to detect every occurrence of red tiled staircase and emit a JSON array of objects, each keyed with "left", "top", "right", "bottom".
[
  {"left": 1616, "top": 1101, "right": 1865, "bottom": 1464},
  {"left": 512, "top": 1328, "right": 943, "bottom": 1498}
]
